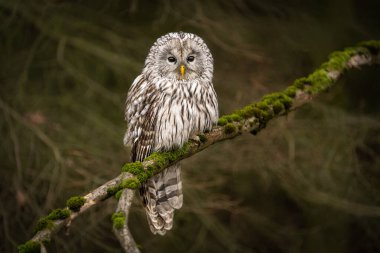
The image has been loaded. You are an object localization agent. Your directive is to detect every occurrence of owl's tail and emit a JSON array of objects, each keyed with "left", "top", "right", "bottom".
[{"left": 140, "top": 163, "right": 183, "bottom": 235}]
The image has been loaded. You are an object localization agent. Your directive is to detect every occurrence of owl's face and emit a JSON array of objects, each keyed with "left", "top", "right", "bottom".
[{"left": 143, "top": 32, "right": 213, "bottom": 82}]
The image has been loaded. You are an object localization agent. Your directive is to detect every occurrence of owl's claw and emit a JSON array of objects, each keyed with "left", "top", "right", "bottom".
[
  {"left": 189, "top": 135, "right": 201, "bottom": 146},
  {"left": 190, "top": 135, "right": 200, "bottom": 142}
]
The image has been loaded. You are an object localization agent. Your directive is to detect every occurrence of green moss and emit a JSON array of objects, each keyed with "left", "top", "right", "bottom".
[
  {"left": 233, "top": 103, "right": 267, "bottom": 124},
  {"left": 322, "top": 51, "right": 349, "bottom": 71},
  {"left": 66, "top": 196, "right": 86, "bottom": 212},
  {"left": 217, "top": 88, "right": 294, "bottom": 133},
  {"left": 112, "top": 212, "right": 126, "bottom": 229},
  {"left": 34, "top": 217, "right": 54, "bottom": 233},
  {"left": 224, "top": 115, "right": 233, "bottom": 122},
  {"left": 115, "top": 190, "right": 123, "bottom": 199},
  {"left": 198, "top": 134, "right": 207, "bottom": 143},
  {"left": 218, "top": 113, "right": 243, "bottom": 126},
  {"left": 217, "top": 117, "right": 228, "bottom": 126},
  {"left": 122, "top": 161, "right": 144, "bottom": 174},
  {"left": 111, "top": 143, "right": 193, "bottom": 194},
  {"left": 257, "top": 102, "right": 270, "bottom": 111},
  {"left": 359, "top": 40, "right": 380, "bottom": 48},
  {"left": 136, "top": 172, "right": 150, "bottom": 183},
  {"left": 121, "top": 178, "right": 141, "bottom": 189},
  {"left": 359, "top": 40, "right": 380, "bottom": 52},
  {"left": 261, "top": 93, "right": 280, "bottom": 102},
  {"left": 320, "top": 44, "right": 375, "bottom": 72},
  {"left": 33, "top": 208, "right": 70, "bottom": 233},
  {"left": 18, "top": 240, "right": 41, "bottom": 253},
  {"left": 145, "top": 142, "right": 191, "bottom": 171},
  {"left": 283, "top": 86, "right": 297, "bottom": 97},
  {"left": 235, "top": 105, "right": 254, "bottom": 118},
  {"left": 304, "top": 69, "right": 331, "bottom": 94},
  {"left": 272, "top": 101, "right": 285, "bottom": 114},
  {"left": 230, "top": 114, "right": 243, "bottom": 121},
  {"left": 146, "top": 165, "right": 156, "bottom": 177},
  {"left": 293, "top": 77, "right": 309, "bottom": 89},
  {"left": 279, "top": 94, "right": 293, "bottom": 109},
  {"left": 251, "top": 106, "right": 271, "bottom": 122},
  {"left": 260, "top": 110, "right": 272, "bottom": 122},
  {"left": 47, "top": 208, "right": 70, "bottom": 220},
  {"left": 108, "top": 178, "right": 142, "bottom": 197},
  {"left": 224, "top": 123, "right": 236, "bottom": 134},
  {"left": 107, "top": 185, "right": 122, "bottom": 197},
  {"left": 145, "top": 153, "right": 167, "bottom": 168},
  {"left": 359, "top": 40, "right": 380, "bottom": 55}
]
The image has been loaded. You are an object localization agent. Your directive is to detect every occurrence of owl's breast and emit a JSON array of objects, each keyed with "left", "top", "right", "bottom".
[{"left": 153, "top": 80, "right": 218, "bottom": 151}]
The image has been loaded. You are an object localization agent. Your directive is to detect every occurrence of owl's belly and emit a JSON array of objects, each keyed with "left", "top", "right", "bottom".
[{"left": 154, "top": 98, "right": 211, "bottom": 151}]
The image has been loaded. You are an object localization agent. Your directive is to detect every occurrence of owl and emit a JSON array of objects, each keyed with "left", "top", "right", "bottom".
[{"left": 124, "top": 32, "right": 218, "bottom": 235}]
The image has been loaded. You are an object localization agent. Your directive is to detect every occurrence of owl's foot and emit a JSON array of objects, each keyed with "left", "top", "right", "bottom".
[
  {"left": 189, "top": 134, "right": 208, "bottom": 147},
  {"left": 189, "top": 135, "right": 200, "bottom": 143}
]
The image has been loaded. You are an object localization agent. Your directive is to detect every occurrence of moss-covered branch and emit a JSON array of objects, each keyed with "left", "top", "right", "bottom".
[
  {"left": 19, "top": 40, "right": 380, "bottom": 252},
  {"left": 112, "top": 190, "right": 140, "bottom": 253}
]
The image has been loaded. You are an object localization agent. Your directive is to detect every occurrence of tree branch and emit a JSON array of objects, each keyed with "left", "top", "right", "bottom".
[
  {"left": 18, "top": 41, "right": 380, "bottom": 253},
  {"left": 113, "top": 189, "right": 140, "bottom": 253}
]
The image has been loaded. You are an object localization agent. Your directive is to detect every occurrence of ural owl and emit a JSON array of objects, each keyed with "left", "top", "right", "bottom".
[{"left": 124, "top": 32, "right": 218, "bottom": 235}]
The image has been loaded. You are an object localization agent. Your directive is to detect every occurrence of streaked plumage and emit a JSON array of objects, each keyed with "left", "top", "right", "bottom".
[{"left": 124, "top": 32, "right": 218, "bottom": 235}]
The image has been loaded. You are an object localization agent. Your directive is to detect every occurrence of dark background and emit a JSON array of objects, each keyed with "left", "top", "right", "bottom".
[{"left": 1, "top": 0, "right": 380, "bottom": 252}]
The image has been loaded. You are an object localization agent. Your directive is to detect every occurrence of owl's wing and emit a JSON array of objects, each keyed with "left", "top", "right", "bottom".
[
  {"left": 124, "top": 74, "right": 157, "bottom": 161},
  {"left": 124, "top": 75, "right": 182, "bottom": 235}
]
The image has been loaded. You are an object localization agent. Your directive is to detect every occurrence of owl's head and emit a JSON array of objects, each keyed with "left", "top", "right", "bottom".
[{"left": 143, "top": 32, "right": 213, "bottom": 81}]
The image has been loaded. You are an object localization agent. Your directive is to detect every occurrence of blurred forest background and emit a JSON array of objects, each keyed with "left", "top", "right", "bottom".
[{"left": 1, "top": 0, "right": 380, "bottom": 252}]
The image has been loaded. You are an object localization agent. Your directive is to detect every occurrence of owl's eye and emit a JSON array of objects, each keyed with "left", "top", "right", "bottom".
[
  {"left": 187, "top": 55, "right": 195, "bottom": 62},
  {"left": 167, "top": 56, "right": 177, "bottom": 63}
]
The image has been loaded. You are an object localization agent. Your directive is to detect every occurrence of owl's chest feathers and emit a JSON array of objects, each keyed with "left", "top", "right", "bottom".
[{"left": 153, "top": 79, "right": 216, "bottom": 151}]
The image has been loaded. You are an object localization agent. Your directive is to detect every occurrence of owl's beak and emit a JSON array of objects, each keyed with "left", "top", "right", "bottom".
[{"left": 180, "top": 65, "right": 185, "bottom": 77}]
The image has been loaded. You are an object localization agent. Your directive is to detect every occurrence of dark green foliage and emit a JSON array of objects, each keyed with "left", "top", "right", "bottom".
[
  {"left": 112, "top": 212, "right": 126, "bottom": 229},
  {"left": 66, "top": 196, "right": 86, "bottom": 212},
  {"left": 18, "top": 241, "right": 40, "bottom": 253}
]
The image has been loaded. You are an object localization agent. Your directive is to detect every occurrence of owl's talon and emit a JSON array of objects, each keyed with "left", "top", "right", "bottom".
[{"left": 189, "top": 135, "right": 201, "bottom": 145}]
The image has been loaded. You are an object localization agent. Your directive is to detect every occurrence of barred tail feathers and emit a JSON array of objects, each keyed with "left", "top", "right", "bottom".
[{"left": 140, "top": 163, "right": 183, "bottom": 235}]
